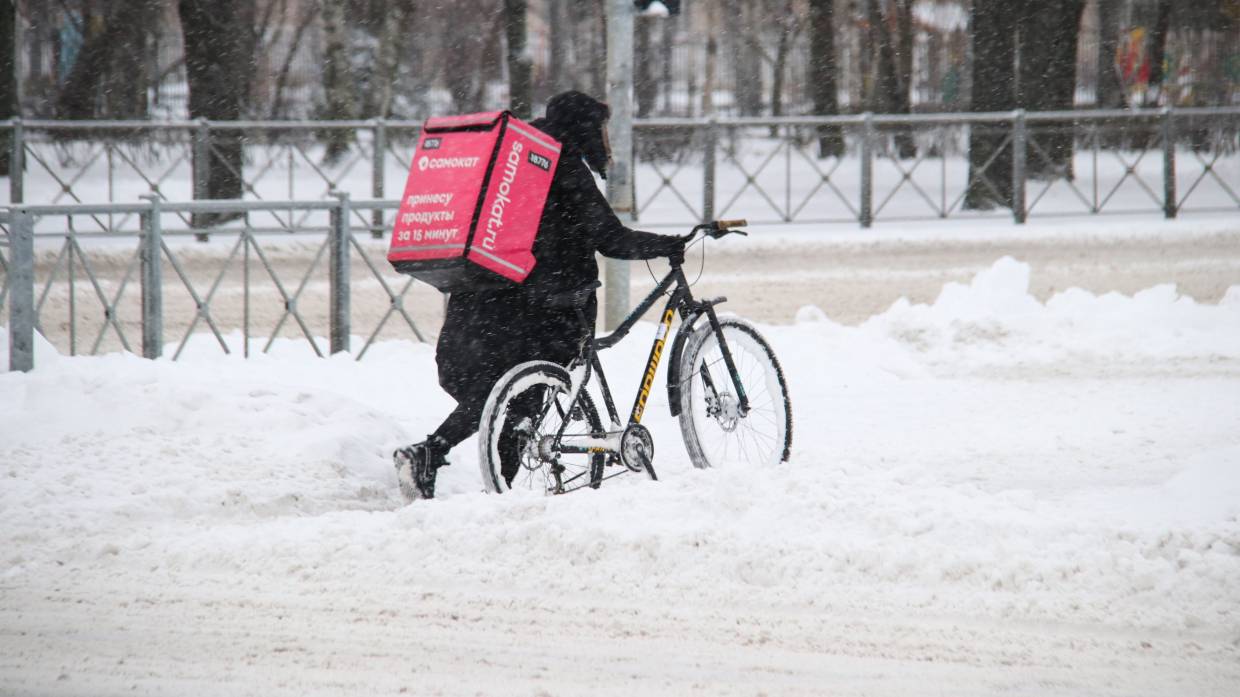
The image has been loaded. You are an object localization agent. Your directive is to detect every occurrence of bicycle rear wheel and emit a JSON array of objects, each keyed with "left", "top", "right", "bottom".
[
  {"left": 677, "top": 318, "right": 792, "bottom": 469},
  {"left": 478, "top": 361, "right": 605, "bottom": 495}
]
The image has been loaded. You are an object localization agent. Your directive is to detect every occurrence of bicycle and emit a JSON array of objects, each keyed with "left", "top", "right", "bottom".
[{"left": 477, "top": 219, "right": 793, "bottom": 494}]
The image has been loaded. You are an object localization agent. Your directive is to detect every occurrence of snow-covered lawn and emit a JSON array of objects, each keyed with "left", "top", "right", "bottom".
[{"left": 3, "top": 255, "right": 1238, "bottom": 695}]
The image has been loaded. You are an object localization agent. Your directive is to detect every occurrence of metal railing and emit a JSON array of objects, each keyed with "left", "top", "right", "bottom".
[
  {"left": 4, "top": 108, "right": 1237, "bottom": 231},
  {"left": 2, "top": 196, "right": 446, "bottom": 371}
]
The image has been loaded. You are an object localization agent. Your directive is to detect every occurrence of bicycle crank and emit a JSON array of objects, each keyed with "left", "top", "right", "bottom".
[{"left": 619, "top": 423, "right": 654, "bottom": 472}]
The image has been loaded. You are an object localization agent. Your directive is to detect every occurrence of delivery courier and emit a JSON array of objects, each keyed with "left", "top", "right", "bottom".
[{"left": 389, "top": 91, "right": 688, "bottom": 501}]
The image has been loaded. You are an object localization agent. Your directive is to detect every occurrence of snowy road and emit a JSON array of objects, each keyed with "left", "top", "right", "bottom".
[{"left": 4, "top": 236, "right": 1240, "bottom": 694}]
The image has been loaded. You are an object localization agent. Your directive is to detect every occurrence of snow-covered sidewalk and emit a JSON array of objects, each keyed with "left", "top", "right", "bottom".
[{"left": 2, "top": 258, "right": 1238, "bottom": 695}]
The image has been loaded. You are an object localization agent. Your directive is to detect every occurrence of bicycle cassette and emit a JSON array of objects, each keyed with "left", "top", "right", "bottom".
[{"left": 619, "top": 424, "right": 654, "bottom": 472}]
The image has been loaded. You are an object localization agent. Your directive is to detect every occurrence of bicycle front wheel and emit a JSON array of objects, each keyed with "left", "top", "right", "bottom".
[
  {"left": 677, "top": 318, "right": 792, "bottom": 469},
  {"left": 478, "top": 361, "right": 605, "bottom": 495}
]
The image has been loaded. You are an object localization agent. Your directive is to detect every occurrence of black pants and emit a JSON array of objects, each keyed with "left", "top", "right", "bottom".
[
  {"left": 431, "top": 374, "right": 544, "bottom": 486},
  {"left": 430, "top": 378, "right": 493, "bottom": 449},
  {"left": 431, "top": 301, "right": 590, "bottom": 454}
]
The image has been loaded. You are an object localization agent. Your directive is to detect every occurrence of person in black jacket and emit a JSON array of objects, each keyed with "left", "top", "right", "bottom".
[{"left": 394, "top": 91, "right": 685, "bottom": 501}]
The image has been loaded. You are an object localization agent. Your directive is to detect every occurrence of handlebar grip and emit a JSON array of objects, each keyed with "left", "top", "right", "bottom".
[{"left": 716, "top": 219, "right": 748, "bottom": 230}]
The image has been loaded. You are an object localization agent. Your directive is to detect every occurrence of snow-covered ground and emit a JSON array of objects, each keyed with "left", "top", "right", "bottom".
[{"left": 3, "top": 252, "right": 1239, "bottom": 695}]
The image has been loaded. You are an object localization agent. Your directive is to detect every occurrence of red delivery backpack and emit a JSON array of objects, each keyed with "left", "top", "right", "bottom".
[{"left": 387, "top": 111, "right": 562, "bottom": 292}]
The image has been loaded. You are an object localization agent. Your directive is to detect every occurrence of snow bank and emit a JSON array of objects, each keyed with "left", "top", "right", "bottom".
[{"left": 2, "top": 258, "right": 1238, "bottom": 648}]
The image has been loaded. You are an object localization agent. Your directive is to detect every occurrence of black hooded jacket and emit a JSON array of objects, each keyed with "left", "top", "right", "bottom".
[{"left": 435, "top": 92, "right": 683, "bottom": 402}]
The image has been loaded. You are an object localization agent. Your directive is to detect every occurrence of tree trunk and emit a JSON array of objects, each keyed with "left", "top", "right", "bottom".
[
  {"left": 727, "top": 0, "right": 763, "bottom": 116},
  {"left": 0, "top": 0, "right": 14, "bottom": 176},
  {"left": 320, "top": 0, "right": 356, "bottom": 163},
  {"left": 1017, "top": 0, "right": 1085, "bottom": 179},
  {"left": 180, "top": 0, "right": 254, "bottom": 227},
  {"left": 893, "top": 0, "right": 915, "bottom": 157},
  {"left": 268, "top": 6, "right": 316, "bottom": 119},
  {"left": 965, "top": 0, "right": 1017, "bottom": 210},
  {"left": 771, "top": 25, "right": 790, "bottom": 123},
  {"left": 504, "top": 0, "right": 533, "bottom": 119},
  {"left": 702, "top": 0, "right": 718, "bottom": 115},
  {"left": 547, "top": 0, "right": 569, "bottom": 96},
  {"left": 868, "top": 0, "right": 915, "bottom": 158},
  {"left": 373, "top": 0, "right": 412, "bottom": 118},
  {"left": 661, "top": 13, "right": 675, "bottom": 114},
  {"left": 634, "top": 15, "right": 657, "bottom": 118},
  {"left": 57, "top": 2, "right": 158, "bottom": 119},
  {"left": 808, "top": 0, "right": 843, "bottom": 158}
]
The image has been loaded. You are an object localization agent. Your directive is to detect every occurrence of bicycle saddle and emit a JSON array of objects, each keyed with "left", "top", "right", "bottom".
[{"left": 546, "top": 280, "right": 602, "bottom": 309}]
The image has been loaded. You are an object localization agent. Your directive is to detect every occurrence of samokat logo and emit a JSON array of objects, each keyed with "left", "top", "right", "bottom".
[
  {"left": 528, "top": 151, "right": 552, "bottom": 171},
  {"left": 417, "top": 155, "right": 480, "bottom": 172},
  {"left": 481, "top": 140, "right": 524, "bottom": 251},
  {"left": 420, "top": 137, "right": 443, "bottom": 150}
]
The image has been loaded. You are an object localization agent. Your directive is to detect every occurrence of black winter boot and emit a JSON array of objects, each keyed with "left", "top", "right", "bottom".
[{"left": 393, "top": 436, "right": 449, "bottom": 501}]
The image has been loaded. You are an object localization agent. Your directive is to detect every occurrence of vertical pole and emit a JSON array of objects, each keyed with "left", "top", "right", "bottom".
[
  {"left": 1011, "top": 110, "right": 1027, "bottom": 224},
  {"left": 193, "top": 118, "right": 209, "bottom": 200},
  {"left": 604, "top": 0, "right": 634, "bottom": 331},
  {"left": 1162, "top": 107, "right": 1176, "bottom": 219},
  {"left": 139, "top": 195, "right": 164, "bottom": 359},
  {"left": 329, "top": 191, "right": 351, "bottom": 355},
  {"left": 8, "top": 210, "right": 34, "bottom": 371},
  {"left": 702, "top": 116, "right": 717, "bottom": 222},
  {"left": 10, "top": 117, "right": 22, "bottom": 203},
  {"left": 859, "top": 112, "right": 873, "bottom": 228},
  {"left": 193, "top": 118, "right": 210, "bottom": 241},
  {"left": 371, "top": 118, "right": 386, "bottom": 238}
]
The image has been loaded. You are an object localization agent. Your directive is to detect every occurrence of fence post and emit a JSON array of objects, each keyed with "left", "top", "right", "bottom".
[
  {"left": 371, "top": 118, "right": 386, "bottom": 238},
  {"left": 8, "top": 210, "right": 34, "bottom": 371},
  {"left": 9, "top": 118, "right": 23, "bottom": 204},
  {"left": 702, "top": 116, "right": 717, "bottom": 222},
  {"left": 192, "top": 118, "right": 210, "bottom": 241},
  {"left": 1011, "top": 109, "right": 1027, "bottom": 224},
  {"left": 1162, "top": 107, "right": 1177, "bottom": 219},
  {"left": 860, "top": 112, "right": 873, "bottom": 228},
  {"left": 193, "top": 118, "right": 210, "bottom": 200},
  {"left": 329, "top": 191, "right": 351, "bottom": 355},
  {"left": 139, "top": 194, "right": 164, "bottom": 359}
]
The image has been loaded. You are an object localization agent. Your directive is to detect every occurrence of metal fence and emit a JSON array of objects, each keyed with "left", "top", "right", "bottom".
[
  {"left": 1, "top": 196, "right": 445, "bottom": 371},
  {"left": 3, "top": 108, "right": 1240, "bottom": 371},
  {"left": 4, "top": 108, "right": 1238, "bottom": 233}
]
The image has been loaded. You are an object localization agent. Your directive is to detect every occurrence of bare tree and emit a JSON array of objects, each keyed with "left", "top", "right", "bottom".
[
  {"left": 867, "top": 0, "right": 915, "bottom": 158},
  {"left": 726, "top": 0, "right": 764, "bottom": 115},
  {"left": 57, "top": 1, "right": 161, "bottom": 119},
  {"left": 635, "top": 15, "right": 659, "bottom": 118},
  {"left": 965, "top": 0, "right": 1017, "bottom": 210},
  {"left": 268, "top": 4, "right": 318, "bottom": 119},
  {"left": 808, "top": 0, "right": 843, "bottom": 158},
  {"left": 180, "top": 0, "right": 256, "bottom": 225},
  {"left": 702, "top": 0, "right": 719, "bottom": 115},
  {"left": 505, "top": 0, "right": 533, "bottom": 118},
  {"left": 546, "top": 0, "right": 570, "bottom": 96},
  {"left": 443, "top": 0, "right": 502, "bottom": 113},
  {"left": 0, "top": 0, "right": 14, "bottom": 176},
  {"left": 372, "top": 0, "right": 414, "bottom": 118},
  {"left": 1017, "top": 0, "right": 1085, "bottom": 178},
  {"left": 320, "top": 0, "right": 356, "bottom": 162},
  {"left": 769, "top": 0, "right": 806, "bottom": 127}
]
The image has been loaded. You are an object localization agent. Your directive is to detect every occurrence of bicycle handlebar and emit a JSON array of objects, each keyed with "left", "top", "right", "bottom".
[{"left": 688, "top": 219, "right": 750, "bottom": 240}]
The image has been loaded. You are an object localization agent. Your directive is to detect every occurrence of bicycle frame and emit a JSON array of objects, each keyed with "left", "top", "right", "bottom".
[{"left": 550, "top": 260, "right": 751, "bottom": 477}]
